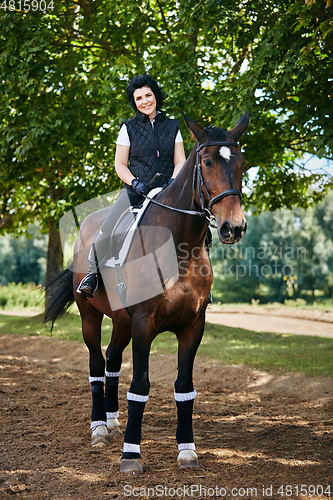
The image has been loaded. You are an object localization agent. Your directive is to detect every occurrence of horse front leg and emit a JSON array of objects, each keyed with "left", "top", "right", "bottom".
[
  {"left": 120, "top": 320, "right": 153, "bottom": 474},
  {"left": 80, "top": 304, "right": 110, "bottom": 447},
  {"left": 175, "top": 313, "right": 205, "bottom": 468},
  {"left": 105, "top": 320, "right": 131, "bottom": 436}
]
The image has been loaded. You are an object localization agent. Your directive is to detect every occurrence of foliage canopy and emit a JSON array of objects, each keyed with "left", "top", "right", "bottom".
[{"left": 0, "top": 0, "right": 332, "bottom": 275}]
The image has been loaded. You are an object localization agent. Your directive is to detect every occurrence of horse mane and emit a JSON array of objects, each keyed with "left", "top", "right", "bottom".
[{"left": 205, "top": 126, "right": 227, "bottom": 142}]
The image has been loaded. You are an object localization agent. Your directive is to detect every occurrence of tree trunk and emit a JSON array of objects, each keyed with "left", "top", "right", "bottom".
[{"left": 46, "top": 219, "right": 63, "bottom": 282}]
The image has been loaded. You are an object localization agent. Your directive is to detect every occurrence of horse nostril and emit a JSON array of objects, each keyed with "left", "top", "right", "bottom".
[
  {"left": 220, "top": 221, "right": 232, "bottom": 240},
  {"left": 220, "top": 220, "right": 247, "bottom": 241}
]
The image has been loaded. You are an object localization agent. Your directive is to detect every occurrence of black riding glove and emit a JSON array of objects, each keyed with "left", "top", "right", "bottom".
[{"left": 131, "top": 178, "right": 149, "bottom": 196}]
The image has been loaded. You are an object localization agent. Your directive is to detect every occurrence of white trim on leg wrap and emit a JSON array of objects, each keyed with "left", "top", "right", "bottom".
[
  {"left": 89, "top": 376, "right": 105, "bottom": 383},
  {"left": 174, "top": 389, "right": 197, "bottom": 402},
  {"left": 90, "top": 420, "right": 107, "bottom": 431},
  {"left": 105, "top": 370, "right": 121, "bottom": 378},
  {"left": 127, "top": 392, "right": 149, "bottom": 402},
  {"left": 123, "top": 442, "right": 140, "bottom": 454},
  {"left": 106, "top": 411, "right": 119, "bottom": 419},
  {"left": 178, "top": 443, "right": 196, "bottom": 451}
]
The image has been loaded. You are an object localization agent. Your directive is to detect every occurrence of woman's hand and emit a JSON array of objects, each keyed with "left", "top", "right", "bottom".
[{"left": 131, "top": 179, "right": 149, "bottom": 196}]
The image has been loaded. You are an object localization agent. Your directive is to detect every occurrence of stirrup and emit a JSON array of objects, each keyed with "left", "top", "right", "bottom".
[{"left": 76, "top": 273, "right": 98, "bottom": 298}]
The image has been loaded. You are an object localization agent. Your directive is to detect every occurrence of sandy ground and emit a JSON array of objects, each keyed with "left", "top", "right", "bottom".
[
  {"left": 0, "top": 330, "right": 332, "bottom": 500},
  {"left": 206, "top": 307, "right": 333, "bottom": 338}
]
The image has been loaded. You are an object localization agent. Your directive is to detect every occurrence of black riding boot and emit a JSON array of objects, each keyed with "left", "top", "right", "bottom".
[{"left": 76, "top": 229, "right": 110, "bottom": 298}]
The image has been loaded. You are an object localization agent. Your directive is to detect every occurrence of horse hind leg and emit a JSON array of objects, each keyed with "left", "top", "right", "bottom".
[
  {"left": 105, "top": 320, "right": 131, "bottom": 437},
  {"left": 79, "top": 303, "right": 110, "bottom": 447}
]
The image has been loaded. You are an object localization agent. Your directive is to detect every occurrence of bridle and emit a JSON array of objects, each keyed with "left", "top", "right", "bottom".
[
  {"left": 194, "top": 141, "right": 242, "bottom": 212},
  {"left": 143, "top": 140, "right": 242, "bottom": 225}
]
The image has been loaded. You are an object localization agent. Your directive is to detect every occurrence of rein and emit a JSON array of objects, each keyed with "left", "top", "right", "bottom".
[{"left": 143, "top": 141, "right": 242, "bottom": 225}]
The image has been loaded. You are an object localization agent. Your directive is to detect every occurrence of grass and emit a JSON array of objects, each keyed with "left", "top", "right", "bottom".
[
  {"left": 209, "top": 299, "right": 333, "bottom": 312},
  {"left": 0, "top": 312, "right": 112, "bottom": 347},
  {"left": 0, "top": 312, "right": 332, "bottom": 378}
]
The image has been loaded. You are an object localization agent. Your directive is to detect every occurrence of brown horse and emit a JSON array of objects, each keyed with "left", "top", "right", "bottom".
[{"left": 44, "top": 112, "right": 249, "bottom": 473}]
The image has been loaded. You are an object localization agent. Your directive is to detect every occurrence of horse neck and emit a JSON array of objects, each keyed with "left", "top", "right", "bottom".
[
  {"left": 159, "top": 145, "right": 208, "bottom": 249},
  {"left": 164, "top": 146, "right": 197, "bottom": 209}
]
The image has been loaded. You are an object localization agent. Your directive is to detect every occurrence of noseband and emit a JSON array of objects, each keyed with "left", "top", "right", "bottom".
[{"left": 194, "top": 141, "right": 242, "bottom": 212}]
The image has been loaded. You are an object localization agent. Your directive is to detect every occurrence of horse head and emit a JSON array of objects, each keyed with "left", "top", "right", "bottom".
[{"left": 182, "top": 113, "right": 249, "bottom": 244}]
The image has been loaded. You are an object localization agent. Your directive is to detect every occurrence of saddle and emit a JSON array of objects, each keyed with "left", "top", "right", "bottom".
[{"left": 103, "top": 187, "right": 162, "bottom": 269}]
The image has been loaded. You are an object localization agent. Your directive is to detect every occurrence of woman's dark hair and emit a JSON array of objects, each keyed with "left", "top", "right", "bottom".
[{"left": 126, "top": 74, "right": 165, "bottom": 112}]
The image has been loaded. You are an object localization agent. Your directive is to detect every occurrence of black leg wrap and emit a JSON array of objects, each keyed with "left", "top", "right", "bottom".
[
  {"left": 105, "top": 377, "right": 119, "bottom": 414},
  {"left": 176, "top": 399, "right": 194, "bottom": 445},
  {"left": 124, "top": 400, "right": 146, "bottom": 445},
  {"left": 122, "top": 452, "right": 141, "bottom": 459},
  {"left": 122, "top": 400, "right": 146, "bottom": 459},
  {"left": 91, "top": 382, "right": 106, "bottom": 423}
]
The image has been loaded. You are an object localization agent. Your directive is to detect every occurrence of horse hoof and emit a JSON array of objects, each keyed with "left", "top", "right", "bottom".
[
  {"left": 177, "top": 450, "right": 199, "bottom": 469},
  {"left": 120, "top": 459, "right": 143, "bottom": 474},
  {"left": 107, "top": 418, "right": 123, "bottom": 437},
  {"left": 91, "top": 425, "right": 111, "bottom": 447},
  {"left": 109, "top": 426, "right": 123, "bottom": 437}
]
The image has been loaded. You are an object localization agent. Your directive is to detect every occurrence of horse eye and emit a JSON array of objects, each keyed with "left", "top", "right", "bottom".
[{"left": 203, "top": 159, "right": 213, "bottom": 168}]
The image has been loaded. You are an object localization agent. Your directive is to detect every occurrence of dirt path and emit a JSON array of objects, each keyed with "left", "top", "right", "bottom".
[
  {"left": 205, "top": 310, "right": 333, "bottom": 337},
  {"left": 0, "top": 333, "right": 332, "bottom": 500}
]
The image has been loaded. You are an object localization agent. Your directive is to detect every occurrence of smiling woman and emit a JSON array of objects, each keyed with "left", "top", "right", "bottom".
[
  {"left": 76, "top": 74, "right": 186, "bottom": 299},
  {"left": 132, "top": 86, "right": 157, "bottom": 119}
]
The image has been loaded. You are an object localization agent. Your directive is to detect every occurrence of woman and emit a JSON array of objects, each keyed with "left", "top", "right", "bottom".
[{"left": 77, "top": 74, "right": 186, "bottom": 298}]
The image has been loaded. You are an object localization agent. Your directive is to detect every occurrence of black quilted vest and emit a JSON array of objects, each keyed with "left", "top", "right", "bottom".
[{"left": 124, "top": 111, "right": 180, "bottom": 189}]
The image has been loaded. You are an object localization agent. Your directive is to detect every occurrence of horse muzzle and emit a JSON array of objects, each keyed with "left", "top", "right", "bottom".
[{"left": 218, "top": 217, "right": 247, "bottom": 244}]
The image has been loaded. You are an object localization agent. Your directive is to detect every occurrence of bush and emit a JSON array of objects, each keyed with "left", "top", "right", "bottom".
[{"left": 0, "top": 282, "right": 43, "bottom": 310}]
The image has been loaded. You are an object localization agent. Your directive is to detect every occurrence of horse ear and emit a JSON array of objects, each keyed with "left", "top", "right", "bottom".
[
  {"left": 181, "top": 112, "right": 208, "bottom": 142},
  {"left": 230, "top": 113, "right": 250, "bottom": 141}
]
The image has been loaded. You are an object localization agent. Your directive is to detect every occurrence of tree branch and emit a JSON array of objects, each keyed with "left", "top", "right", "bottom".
[
  {"left": 153, "top": 24, "right": 170, "bottom": 44},
  {"left": 242, "top": 163, "right": 256, "bottom": 174},
  {"left": 50, "top": 41, "right": 129, "bottom": 57},
  {"left": 73, "top": 0, "right": 95, "bottom": 17},
  {"left": 230, "top": 44, "right": 250, "bottom": 76},
  {"left": 0, "top": 215, "right": 13, "bottom": 231},
  {"left": 155, "top": 0, "right": 173, "bottom": 42}
]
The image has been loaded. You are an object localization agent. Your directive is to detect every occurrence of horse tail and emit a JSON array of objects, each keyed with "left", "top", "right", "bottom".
[{"left": 43, "top": 268, "right": 75, "bottom": 329}]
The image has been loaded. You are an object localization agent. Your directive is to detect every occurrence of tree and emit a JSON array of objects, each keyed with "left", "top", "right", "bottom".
[
  {"left": 0, "top": 225, "right": 47, "bottom": 285},
  {"left": 1, "top": 0, "right": 332, "bottom": 279},
  {"left": 210, "top": 190, "right": 333, "bottom": 303},
  {"left": 0, "top": 5, "right": 123, "bottom": 278}
]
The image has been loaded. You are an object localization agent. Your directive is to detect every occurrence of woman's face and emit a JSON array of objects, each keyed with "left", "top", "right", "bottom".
[{"left": 133, "top": 86, "right": 157, "bottom": 119}]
